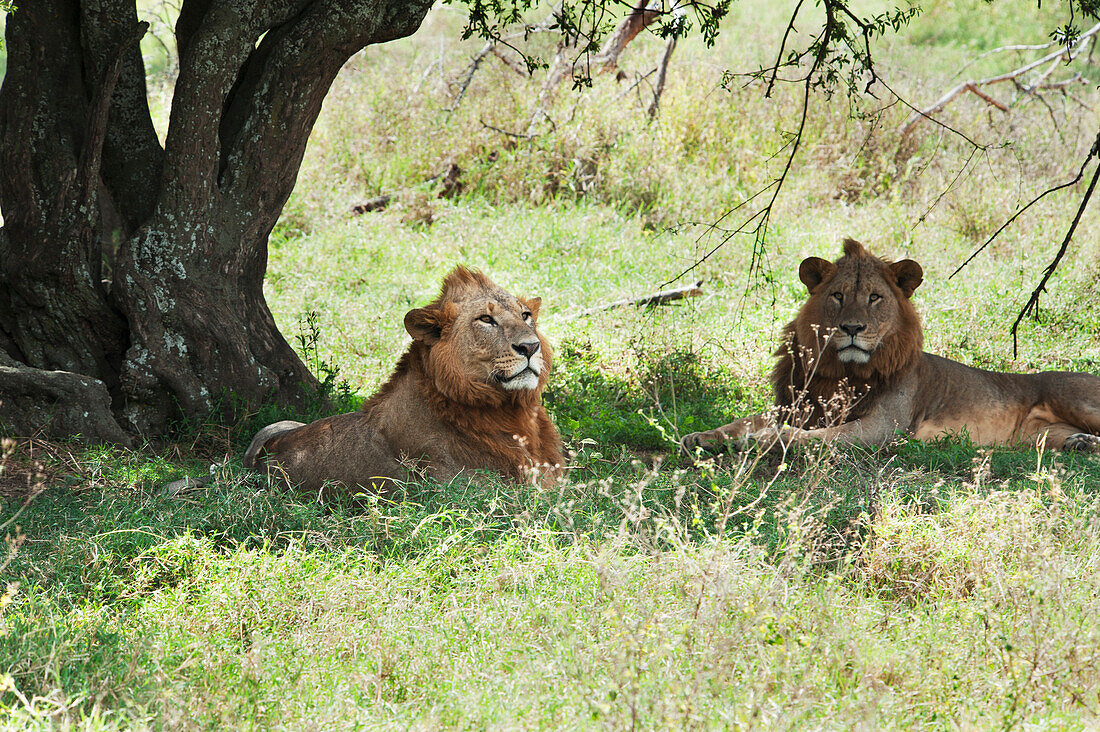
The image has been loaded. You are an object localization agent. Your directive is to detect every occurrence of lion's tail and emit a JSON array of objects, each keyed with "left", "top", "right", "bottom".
[{"left": 243, "top": 420, "right": 306, "bottom": 470}]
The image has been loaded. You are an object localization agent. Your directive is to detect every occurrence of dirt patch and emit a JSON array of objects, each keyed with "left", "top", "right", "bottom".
[
  {"left": 1, "top": 439, "right": 59, "bottom": 500},
  {"left": 0, "top": 463, "right": 50, "bottom": 499}
]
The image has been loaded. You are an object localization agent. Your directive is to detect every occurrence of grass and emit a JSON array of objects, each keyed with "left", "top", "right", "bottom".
[
  {"left": 4, "top": 0, "right": 1100, "bottom": 727},
  {"left": 5, "top": 436, "right": 1100, "bottom": 728}
]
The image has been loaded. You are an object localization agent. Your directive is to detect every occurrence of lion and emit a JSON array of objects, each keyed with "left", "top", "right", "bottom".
[
  {"left": 681, "top": 239, "right": 1100, "bottom": 455},
  {"left": 244, "top": 267, "right": 563, "bottom": 496}
]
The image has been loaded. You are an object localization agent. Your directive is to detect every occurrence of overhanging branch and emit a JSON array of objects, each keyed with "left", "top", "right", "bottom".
[
  {"left": 900, "top": 20, "right": 1100, "bottom": 137},
  {"left": 1010, "top": 132, "right": 1100, "bottom": 357}
]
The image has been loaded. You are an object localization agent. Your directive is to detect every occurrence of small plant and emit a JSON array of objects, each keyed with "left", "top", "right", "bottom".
[{"left": 235, "top": 310, "right": 361, "bottom": 438}]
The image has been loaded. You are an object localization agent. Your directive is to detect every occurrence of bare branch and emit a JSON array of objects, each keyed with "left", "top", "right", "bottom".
[
  {"left": 1010, "top": 134, "right": 1100, "bottom": 357},
  {"left": 765, "top": 0, "right": 809, "bottom": 98},
  {"left": 530, "top": 1, "right": 676, "bottom": 130},
  {"left": 591, "top": 2, "right": 663, "bottom": 69},
  {"left": 900, "top": 20, "right": 1100, "bottom": 136},
  {"left": 481, "top": 118, "right": 536, "bottom": 139},
  {"left": 663, "top": 0, "right": 839, "bottom": 288},
  {"left": 950, "top": 140, "right": 1097, "bottom": 279},
  {"left": 73, "top": 22, "right": 150, "bottom": 215},
  {"left": 646, "top": 35, "right": 677, "bottom": 119},
  {"left": 446, "top": 40, "right": 496, "bottom": 114},
  {"left": 444, "top": 21, "right": 558, "bottom": 115}
]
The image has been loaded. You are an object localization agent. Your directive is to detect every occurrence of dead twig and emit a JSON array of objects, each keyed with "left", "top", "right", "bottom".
[
  {"left": 348, "top": 163, "right": 462, "bottom": 215},
  {"left": 949, "top": 141, "right": 1096, "bottom": 280},
  {"left": 614, "top": 67, "right": 657, "bottom": 101},
  {"left": 480, "top": 118, "right": 536, "bottom": 140},
  {"left": 446, "top": 40, "right": 495, "bottom": 115},
  {"left": 446, "top": 18, "right": 558, "bottom": 116},
  {"left": 491, "top": 45, "right": 530, "bottom": 76}
]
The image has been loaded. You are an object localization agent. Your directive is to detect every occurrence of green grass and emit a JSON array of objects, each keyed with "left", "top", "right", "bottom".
[
  {"left": 4, "top": 443, "right": 1100, "bottom": 727},
  {"left": 4, "top": 0, "right": 1100, "bottom": 727}
]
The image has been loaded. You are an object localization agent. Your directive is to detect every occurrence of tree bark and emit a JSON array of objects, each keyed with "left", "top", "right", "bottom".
[{"left": 0, "top": 0, "right": 435, "bottom": 439}]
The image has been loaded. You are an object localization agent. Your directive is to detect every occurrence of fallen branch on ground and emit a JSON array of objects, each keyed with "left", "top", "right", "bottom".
[
  {"left": 349, "top": 163, "right": 462, "bottom": 215},
  {"left": 565, "top": 281, "right": 703, "bottom": 320}
]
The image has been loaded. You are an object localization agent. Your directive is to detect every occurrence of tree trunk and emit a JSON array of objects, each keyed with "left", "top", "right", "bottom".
[{"left": 0, "top": 0, "right": 435, "bottom": 439}]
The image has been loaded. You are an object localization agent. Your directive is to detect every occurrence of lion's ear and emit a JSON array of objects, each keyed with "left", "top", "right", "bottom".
[
  {"left": 891, "top": 259, "right": 923, "bottom": 298},
  {"left": 405, "top": 307, "right": 445, "bottom": 343},
  {"left": 799, "top": 257, "right": 835, "bottom": 293},
  {"left": 521, "top": 297, "right": 542, "bottom": 319}
]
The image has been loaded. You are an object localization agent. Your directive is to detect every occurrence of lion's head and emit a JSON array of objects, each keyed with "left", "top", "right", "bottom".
[
  {"left": 402, "top": 266, "right": 551, "bottom": 408},
  {"left": 785, "top": 238, "right": 924, "bottom": 384}
]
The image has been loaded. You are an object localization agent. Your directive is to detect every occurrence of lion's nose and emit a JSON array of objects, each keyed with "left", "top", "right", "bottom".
[
  {"left": 513, "top": 341, "right": 540, "bottom": 358},
  {"left": 839, "top": 323, "right": 865, "bottom": 336}
]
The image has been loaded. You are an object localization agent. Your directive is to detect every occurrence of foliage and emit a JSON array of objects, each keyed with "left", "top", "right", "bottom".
[
  {"left": 450, "top": 0, "right": 732, "bottom": 82},
  {"left": 545, "top": 340, "right": 747, "bottom": 450}
]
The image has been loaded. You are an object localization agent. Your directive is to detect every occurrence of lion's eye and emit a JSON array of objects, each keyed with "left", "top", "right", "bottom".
[
  {"left": 522, "top": 312, "right": 534, "bottom": 324},
  {"left": 831, "top": 292, "right": 844, "bottom": 303},
  {"left": 868, "top": 293, "right": 881, "bottom": 304},
  {"left": 478, "top": 315, "right": 497, "bottom": 326}
]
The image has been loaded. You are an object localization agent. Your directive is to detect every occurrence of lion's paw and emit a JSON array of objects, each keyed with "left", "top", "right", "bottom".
[
  {"left": 1064, "top": 433, "right": 1100, "bottom": 453},
  {"left": 680, "top": 429, "right": 754, "bottom": 459},
  {"left": 679, "top": 430, "right": 722, "bottom": 457}
]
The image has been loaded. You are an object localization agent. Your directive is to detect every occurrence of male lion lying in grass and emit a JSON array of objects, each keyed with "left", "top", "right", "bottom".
[
  {"left": 245, "top": 267, "right": 563, "bottom": 496},
  {"left": 681, "top": 239, "right": 1100, "bottom": 455}
]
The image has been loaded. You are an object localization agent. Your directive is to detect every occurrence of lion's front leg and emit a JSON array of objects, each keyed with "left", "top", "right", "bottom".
[
  {"left": 680, "top": 415, "right": 770, "bottom": 456},
  {"left": 752, "top": 414, "right": 901, "bottom": 450}
]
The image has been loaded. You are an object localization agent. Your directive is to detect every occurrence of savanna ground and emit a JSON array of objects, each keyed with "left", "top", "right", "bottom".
[{"left": 3, "top": 0, "right": 1100, "bottom": 727}]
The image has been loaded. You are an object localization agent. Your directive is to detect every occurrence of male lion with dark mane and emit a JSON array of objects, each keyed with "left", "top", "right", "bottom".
[
  {"left": 681, "top": 239, "right": 1100, "bottom": 455},
  {"left": 245, "top": 267, "right": 563, "bottom": 496}
]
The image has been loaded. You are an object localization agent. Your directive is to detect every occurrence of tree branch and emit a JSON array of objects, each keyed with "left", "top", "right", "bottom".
[
  {"left": 765, "top": 0, "right": 809, "bottom": 98},
  {"left": 218, "top": 0, "right": 435, "bottom": 244},
  {"left": 72, "top": 22, "right": 150, "bottom": 225},
  {"left": 663, "top": 0, "right": 838, "bottom": 288},
  {"left": 162, "top": 0, "right": 305, "bottom": 210},
  {"left": 900, "top": 20, "right": 1100, "bottom": 137},
  {"left": 81, "top": 0, "right": 164, "bottom": 234},
  {"left": 175, "top": 0, "right": 214, "bottom": 62},
  {"left": 1010, "top": 133, "right": 1100, "bottom": 357},
  {"left": 590, "top": 1, "right": 663, "bottom": 69},
  {"left": 646, "top": 34, "right": 677, "bottom": 119},
  {"left": 565, "top": 281, "right": 704, "bottom": 320},
  {"left": 949, "top": 139, "right": 1097, "bottom": 279}
]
